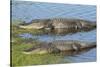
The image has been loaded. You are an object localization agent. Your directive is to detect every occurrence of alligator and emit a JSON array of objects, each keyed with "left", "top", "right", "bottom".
[
  {"left": 19, "top": 18, "right": 96, "bottom": 31},
  {"left": 23, "top": 40, "right": 96, "bottom": 55}
]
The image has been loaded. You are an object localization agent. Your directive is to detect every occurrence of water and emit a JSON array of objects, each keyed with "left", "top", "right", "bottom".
[
  {"left": 60, "top": 48, "right": 96, "bottom": 63},
  {"left": 12, "top": 1, "right": 96, "bottom": 22},
  {"left": 19, "top": 29, "right": 96, "bottom": 42},
  {"left": 12, "top": 1, "right": 96, "bottom": 63}
]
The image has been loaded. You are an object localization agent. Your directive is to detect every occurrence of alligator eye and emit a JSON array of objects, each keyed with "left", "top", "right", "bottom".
[
  {"left": 72, "top": 44, "right": 78, "bottom": 51},
  {"left": 75, "top": 25, "right": 78, "bottom": 30}
]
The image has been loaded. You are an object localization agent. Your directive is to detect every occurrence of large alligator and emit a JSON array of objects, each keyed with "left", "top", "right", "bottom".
[
  {"left": 23, "top": 40, "right": 96, "bottom": 55},
  {"left": 19, "top": 18, "right": 96, "bottom": 31}
]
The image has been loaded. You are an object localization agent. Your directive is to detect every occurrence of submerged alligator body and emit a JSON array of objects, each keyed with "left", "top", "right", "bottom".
[
  {"left": 19, "top": 18, "right": 96, "bottom": 31},
  {"left": 23, "top": 40, "right": 96, "bottom": 55}
]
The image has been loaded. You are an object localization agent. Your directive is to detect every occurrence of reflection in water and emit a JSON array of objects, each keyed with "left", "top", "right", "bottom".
[
  {"left": 48, "top": 28, "right": 95, "bottom": 35},
  {"left": 48, "top": 28, "right": 79, "bottom": 35},
  {"left": 59, "top": 47, "right": 96, "bottom": 56},
  {"left": 19, "top": 29, "right": 96, "bottom": 42},
  {"left": 61, "top": 48, "right": 96, "bottom": 63}
]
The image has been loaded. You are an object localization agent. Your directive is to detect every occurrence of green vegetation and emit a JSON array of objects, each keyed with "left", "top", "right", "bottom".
[
  {"left": 11, "top": 24, "right": 49, "bottom": 37},
  {"left": 11, "top": 38, "right": 61, "bottom": 66},
  {"left": 11, "top": 34, "right": 64, "bottom": 66},
  {"left": 11, "top": 20, "right": 70, "bottom": 66},
  {"left": 11, "top": 19, "right": 49, "bottom": 36}
]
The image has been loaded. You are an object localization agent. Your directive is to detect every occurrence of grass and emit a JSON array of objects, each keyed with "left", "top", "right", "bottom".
[
  {"left": 11, "top": 24, "right": 49, "bottom": 36},
  {"left": 11, "top": 36, "right": 65, "bottom": 66},
  {"left": 11, "top": 21, "right": 68, "bottom": 66}
]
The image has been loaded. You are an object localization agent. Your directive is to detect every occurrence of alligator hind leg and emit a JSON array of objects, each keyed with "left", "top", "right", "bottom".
[{"left": 72, "top": 43, "right": 81, "bottom": 51}]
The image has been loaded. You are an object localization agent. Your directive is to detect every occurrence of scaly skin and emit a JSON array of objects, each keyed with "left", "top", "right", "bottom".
[
  {"left": 23, "top": 40, "right": 96, "bottom": 55},
  {"left": 19, "top": 18, "right": 96, "bottom": 31}
]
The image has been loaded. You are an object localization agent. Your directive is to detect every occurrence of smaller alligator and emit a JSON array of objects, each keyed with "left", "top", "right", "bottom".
[{"left": 23, "top": 40, "right": 96, "bottom": 55}]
